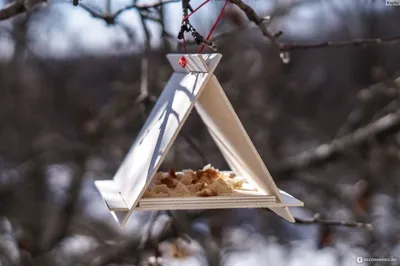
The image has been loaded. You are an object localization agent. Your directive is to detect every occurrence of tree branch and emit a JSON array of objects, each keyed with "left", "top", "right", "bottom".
[
  {"left": 0, "top": 1, "right": 26, "bottom": 21},
  {"left": 78, "top": 0, "right": 180, "bottom": 25},
  {"left": 295, "top": 213, "right": 373, "bottom": 231},
  {"left": 0, "top": 0, "right": 47, "bottom": 21},
  {"left": 226, "top": 0, "right": 400, "bottom": 55},
  {"left": 276, "top": 107, "right": 400, "bottom": 173},
  {"left": 229, "top": 0, "right": 278, "bottom": 45},
  {"left": 134, "top": 211, "right": 160, "bottom": 265},
  {"left": 280, "top": 36, "right": 400, "bottom": 51}
]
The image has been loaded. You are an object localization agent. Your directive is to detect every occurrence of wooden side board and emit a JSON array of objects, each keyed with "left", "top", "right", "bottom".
[
  {"left": 195, "top": 76, "right": 297, "bottom": 223},
  {"left": 108, "top": 71, "right": 213, "bottom": 227},
  {"left": 135, "top": 189, "right": 303, "bottom": 211},
  {"left": 94, "top": 180, "right": 128, "bottom": 211},
  {"left": 135, "top": 203, "right": 275, "bottom": 211}
]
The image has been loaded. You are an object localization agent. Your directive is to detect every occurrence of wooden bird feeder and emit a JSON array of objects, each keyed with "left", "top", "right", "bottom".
[{"left": 95, "top": 54, "right": 304, "bottom": 227}]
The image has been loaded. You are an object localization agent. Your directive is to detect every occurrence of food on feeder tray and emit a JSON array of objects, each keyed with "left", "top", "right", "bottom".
[{"left": 143, "top": 165, "right": 251, "bottom": 198}]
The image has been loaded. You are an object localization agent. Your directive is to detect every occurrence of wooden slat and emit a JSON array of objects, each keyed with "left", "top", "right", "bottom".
[
  {"left": 94, "top": 180, "right": 128, "bottom": 211},
  {"left": 135, "top": 203, "right": 273, "bottom": 211},
  {"left": 139, "top": 199, "right": 275, "bottom": 206},
  {"left": 186, "top": 55, "right": 208, "bottom": 72},
  {"left": 195, "top": 76, "right": 298, "bottom": 223},
  {"left": 196, "top": 55, "right": 208, "bottom": 71},
  {"left": 139, "top": 197, "right": 276, "bottom": 204},
  {"left": 110, "top": 211, "right": 129, "bottom": 226},
  {"left": 111, "top": 71, "right": 214, "bottom": 227},
  {"left": 200, "top": 54, "right": 222, "bottom": 73},
  {"left": 279, "top": 190, "right": 304, "bottom": 206},
  {"left": 137, "top": 190, "right": 302, "bottom": 209},
  {"left": 167, "top": 54, "right": 222, "bottom": 73},
  {"left": 139, "top": 191, "right": 274, "bottom": 203}
]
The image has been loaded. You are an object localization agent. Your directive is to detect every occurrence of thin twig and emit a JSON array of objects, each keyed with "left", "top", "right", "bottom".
[
  {"left": 134, "top": 211, "right": 160, "bottom": 265},
  {"left": 179, "top": 134, "right": 208, "bottom": 166},
  {"left": 78, "top": 0, "right": 180, "bottom": 25},
  {"left": 158, "top": 0, "right": 171, "bottom": 51},
  {"left": 214, "top": 0, "right": 400, "bottom": 54},
  {"left": 229, "top": 0, "right": 278, "bottom": 46},
  {"left": 295, "top": 213, "right": 373, "bottom": 231},
  {"left": 104, "top": 0, "right": 111, "bottom": 17},
  {"left": 137, "top": 0, "right": 153, "bottom": 120},
  {"left": 336, "top": 77, "right": 400, "bottom": 137},
  {"left": 280, "top": 36, "right": 400, "bottom": 51}
]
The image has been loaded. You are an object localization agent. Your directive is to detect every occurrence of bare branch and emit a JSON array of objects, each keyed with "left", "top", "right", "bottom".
[
  {"left": 0, "top": 2, "right": 26, "bottom": 21},
  {"left": 114, "top": 0, "right": 180, "bottom": 18},
  {"left": 0, "top": 0, "right": 47, "bottom": 20},
  {"left": 226, "top": 0, "right": 400, "bottom": 54},
  {"left": 295, "top": 213, "right": 373, "bottom": 231},
  {"left": 134, "top": 211, "right": 160, "bottom": 265},
  {"left": 179, "top": 134, "right": 208, "bottom": 166},
  {"left": 336, "top": 78, "right": 400, "bottom": 137},
  {"left": 178, "top": 0, "right": 218, "bottom": 51},
  {"left": 78, "top": 3, "right": 104, "bottom": 19},
  {"left": 78, "top": 0, "right": 179, "bottom": 25},
  {"left": 280, "top": 36, "right": 400, "bottom": 51},
  {"left": 277, "top": 107, "right": 400, "bottom": 173},
  {"left": 104, "top": 0, "right": 111, "bottom": 17},
  {"left": 229, "top": 0, "right": 278, "bottom": 46}
]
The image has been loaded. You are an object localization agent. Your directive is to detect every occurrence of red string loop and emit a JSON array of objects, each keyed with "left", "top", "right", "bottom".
[
  {"left": 199, "top": 0, "right": 229, "bottom": 53},
  {"left": 182, "top": 0, "right": 211, "bottom": 23},
  {"left": 179, "top": 0, "right": 229, "bottom": 65},
  {"left": 180, "top": 0, "right": 211, "bottom": 54}
]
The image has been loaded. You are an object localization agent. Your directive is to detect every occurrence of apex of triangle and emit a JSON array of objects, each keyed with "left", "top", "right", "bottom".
[
  {"left": 94, "top": 53, "right": 303, "bottom": 228},
  {"left": 167, "top": 53, "right": 222, "bottom": 74}
]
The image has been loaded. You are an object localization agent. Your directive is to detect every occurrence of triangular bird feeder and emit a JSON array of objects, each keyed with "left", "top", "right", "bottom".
[{"left": 95, "top": 53, "right": 304, "bottom": 227}]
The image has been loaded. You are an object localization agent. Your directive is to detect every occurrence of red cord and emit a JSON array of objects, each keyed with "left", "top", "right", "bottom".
[
  {"left": 182, "top": 0, "right": 211, "bottom": 22},
  {"left": 199, "top": 0, "right": 229, "bottom": 53},
  {"left": 180, "top": 0, "right": 211, "bottom": 56},
  {"left": 180, "top": 0, "right": 228, "bottom": 68}
]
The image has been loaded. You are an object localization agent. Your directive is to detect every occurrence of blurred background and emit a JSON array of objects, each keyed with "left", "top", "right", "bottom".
[{"left": 0, "top": 0, "right": 400, "bottom": 265}]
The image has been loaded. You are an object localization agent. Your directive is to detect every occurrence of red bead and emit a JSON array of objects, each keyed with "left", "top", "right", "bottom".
[{"left": 179, "top": 56, "right": 187, "bottom": 68}]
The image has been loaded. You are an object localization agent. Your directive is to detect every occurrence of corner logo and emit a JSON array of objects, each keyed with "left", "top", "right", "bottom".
[{"left": 387, "top": 0, "right": 400, "bottom": 6}]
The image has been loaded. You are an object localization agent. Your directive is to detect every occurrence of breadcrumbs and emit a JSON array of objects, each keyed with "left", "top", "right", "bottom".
[{"left": 143, "top": 165, "right": 250, "bottom": 198}]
